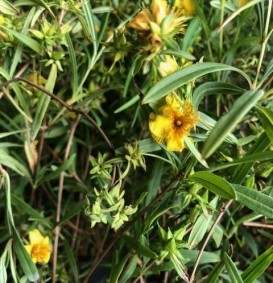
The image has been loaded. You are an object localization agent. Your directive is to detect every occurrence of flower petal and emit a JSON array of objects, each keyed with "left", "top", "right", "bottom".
[
  {"left": 166, "top": 136, "right": 185, "bottom": 152},
  {"left": 29, "top": 229, "right": 44, "bottom": 245},
  {"left": 149, "top": 113, "right": 172, "bottom": 140}
]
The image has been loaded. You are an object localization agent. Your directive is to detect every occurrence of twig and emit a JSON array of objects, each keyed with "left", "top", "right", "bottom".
[
  {"left": 243, "top": 222, "right": 273, "bottom": 229},
  {"left": 189, "top": 199, "right": 233, "bottom": 283},
  {"left": 52, "top": 114, "right": 81, "bottom": 283},
  {"left": 0, "top": 77, "right": 115, "bottom": 153}
]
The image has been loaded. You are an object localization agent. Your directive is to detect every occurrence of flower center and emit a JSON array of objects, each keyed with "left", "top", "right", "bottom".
[
  {"left": 31, "top": 244, "right": 51, "bottom": 263},
  {"left": 174, "top": 119, "right": 182, "bottom": 127}
]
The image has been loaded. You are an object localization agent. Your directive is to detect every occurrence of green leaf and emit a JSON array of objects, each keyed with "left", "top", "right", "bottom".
[
  {"left": 170, "top": 253, "right": 188, "bottom": 280},
  {"left": 119, "top": 255, "right": 138, "bottom": 283},
  {"left": 82, "top": 0, "right": 98, "bottom": 55},
  {"left": 188, "top": 210, "right": 213, "bottom": 249},
  {"left": 202, "top": 89, "right": 264, "bottom": 159},
  {"left": 184, "top": 137, "right": 208, "bottom": 168},
  {"left": 122, "top": 235, "right": 157, "bottom": 258},
  {"left": 182, "top": 16, "right": 202, "bottom": 52},
  {"left": 110, "top": 254, "right": 132, "bottom": 283},
  {"left": 12, "top": 227, "right": 39, "bottom": 282},
  {"left": 145, "top": 160, "right": 163, "bottom": 205},
  {"left": 31, "top": 63, "right": 57, "bottom": 140},
  {"left": 138, "top": 138, "right": 161, "bottom": 153},
  {"left": 11, "top": 194, "right": 51, "bottom": 225},
  {"left": 10, "top": 7, "right": 36, "bottom": 77},
  {"left": 234, "top": 184, "right": 273, "bottom": 218},
  {"left": 188, "top": 197, "right": 218, "bottom": 248},
  {"left": 0, "top": 257, "right": 7, "bottom": 283},
  {"left": 189, "top": 171, "right": 236, "bottom": 200},
  {"left": 255, "top": 105, "right": 273, "bottom": 143},
  {"left": 114, "top": 96, "right": 140, "bottom": 114},
  {"left": 38, "top": 154, "right": 76, "bottom": 184},
  {"left": 181, "top": 249, "right": 221, "bottom": 266},
  {"left": 31, "top": 0, "right": 55, "bottom": 17},
  {"left": 66, "top": 33, "right": 78, "bottom": 95},
  {"left": 142, "top": 63, "right": 251, "bottom": 104},
  {"left": 0, "top": 68, "right": 32, "bottom": 121},
  {"left": 203, "top": 261, "right": 224, "bottom": 283},
  {"left": 0, "top": 26, "right": 43, "bottom": 55},
  {"left": 0, "top": 149, "right": 31, "bottom": 179},
  {"left": 63, "top": 239, "right": 79, "bottom": 283},
  {"left": 224, "top": 253, "right": 243, "bottom": 283},
  {"left": 0, "top": 0, "right": 18, "bottom": 15},
  {"left": 193, "top": 82, "right": 244, "bottom": 109},
  {"left": 241, "top": 247, "right": 273, "bottom": 283},
  {"left": 143, "top": 204, "right": 178, "bottom": 233},
  {"left": 232, "top": 132, "right": 270, "bottom": 184}
]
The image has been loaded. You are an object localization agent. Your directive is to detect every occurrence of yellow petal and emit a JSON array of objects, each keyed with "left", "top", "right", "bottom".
[
  {"left": 128, "top": 11, "right": 150, "bottom": 31},
  {"left": 151, "top": 0, "right": 168, "bottom": 24},
  {"left": 166, "top": 136, "right": 185, "bottom": 152},
  {"left": 165, "top": 93, "right": 183, "bottom": 109},
  {"left": 158, "top": 56, "right": 179, "bottom": 77},
  {"left": 149, "top": 113, "right": 172, "bottom": 140},
  {"left": 43, "top": 252, "right": 51, "bottom": 264},
  {"left": 29, "top": 229, "right": 45, "bottom": 245}
]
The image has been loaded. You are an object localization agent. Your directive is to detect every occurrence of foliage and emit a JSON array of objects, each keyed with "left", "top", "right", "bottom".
[{"left": 0, "top": 0, "right": 273, "bottom": 282}]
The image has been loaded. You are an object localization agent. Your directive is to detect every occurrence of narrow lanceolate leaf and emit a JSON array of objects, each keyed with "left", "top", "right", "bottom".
[
  {"left": 193, "top": 82, "right": 244, "bottom": 109},
  {"left": 12, "top": 227, "right": 39, "bottom": 282},
  {"left": 241, "top": 247, "right": 273, "bottom": 283},
  {"left": 203, "top": 261, "right": 224, "bottom": 283},
  {"left": 202, "top": 89, "right": 264, "bottom": 159},
  {"left": 234, "top": 184, "right": 273, "bottom": 218},
  {"left": 184, "top": 137, "right": 208, "bottom": 168},
  {"left": 224, "top": 253, "right": 243, "bottom": 283},
  {"left": 0, "top": 26, "right": 43, "bottom": 55},
  {"left": 0, "top": 257, "right": 7, "bottom": 283},
  {"left": 232, "top": 132, "right": 270, "bottom": 184},
  {"left": 31, "top": 63, "right": 57, "bottom": 140},
  {"left": 255, "top": 105, "right": 273, "bottom": 143},
  {"left": 188, "top": 197, "right": 218, "bottom": 248},
  {"left": 0, "top": 0, "right": 18, "bottom": 15},
  {"left": 189, "top": 171, "right": 236, "bottom": 200},
  {"left": 123, "top": 235, "right": 157, "bottom": 258},
  {"left": 110, "top": 254, "right": 132, "bottom": 283},
  {"left": 142, "top": 63, "right": 251, "bottom": 104}
]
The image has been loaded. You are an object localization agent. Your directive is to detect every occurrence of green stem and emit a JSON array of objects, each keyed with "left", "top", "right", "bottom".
[
  {"left": 253, "top": 0, "right": 273, "bottom": 88},
  {"left": 219, "top": 0, "right": 225, "bottom": 61}
]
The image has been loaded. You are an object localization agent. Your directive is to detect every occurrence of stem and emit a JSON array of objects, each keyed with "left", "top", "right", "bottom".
[
  {"left": 189, "top": 199, "right": 233, "bottom": 283},
  {"left": 52, "top": 115, "right": 81, "bottom": 283},
  {"left": 253, "top": 0, "right": 272, "bottom": 88},
  {"left": 219, "top": 0, "right": 225, "bottom": 61}
]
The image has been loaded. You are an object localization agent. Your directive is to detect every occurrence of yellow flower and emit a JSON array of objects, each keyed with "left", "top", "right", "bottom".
[
  {"left": 24, "top": 229, "right": 52, "bottom": 264},
  {"left": 128, "top": 0, "right": 188, "bottom": 49},
  {"left": 149, "top": 94, "right": 198, "bottom": 151},
  {"left": 158, "top": 55, "right": 179, "bottom": 77},
  {"left": 174, "top": 0, "right": 196, "bottom": 15}
]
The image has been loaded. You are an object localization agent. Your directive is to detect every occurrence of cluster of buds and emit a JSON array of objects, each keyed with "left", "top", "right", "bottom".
[
  {"left": 85, "top": 182, "right": 137, "bottom": 231},
  {"left": 29, "top": 18, "right": 71, "bottom": 70}
]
